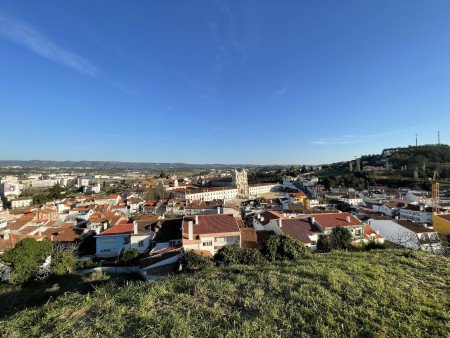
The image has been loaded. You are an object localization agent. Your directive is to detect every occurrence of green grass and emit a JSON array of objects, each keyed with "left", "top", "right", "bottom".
[
  {"left": 1, "top": 250, "right": 449, "bottom": 337},
  {"left": 0, "top": 271, "right": 140, "bottom": 318}
]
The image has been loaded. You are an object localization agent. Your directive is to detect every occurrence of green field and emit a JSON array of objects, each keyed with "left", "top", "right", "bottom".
[{"left": 1, "top": 250, "right": 449, "bottom": 337}]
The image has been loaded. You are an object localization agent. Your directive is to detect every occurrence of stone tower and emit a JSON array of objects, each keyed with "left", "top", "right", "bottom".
[{"left": 232, "top": 168, "right": 249, "bottom": 197}]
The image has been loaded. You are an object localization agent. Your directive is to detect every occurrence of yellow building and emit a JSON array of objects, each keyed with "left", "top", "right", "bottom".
[
  {"left": 289, "top": 193, "right": 309, "bottom": 209},
  {"left": 432, "top": 213, "right": 450, "bottom": 235}
]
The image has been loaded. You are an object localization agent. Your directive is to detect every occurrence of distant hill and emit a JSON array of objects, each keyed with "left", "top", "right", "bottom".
[
  {"left": 2, "top": 250, "right": 449, "bottom": 337},
  {"left": 0, "top": 160, "right": 259, "bottom": 170},
  {"left": 385, "top": 144, "right": 450, "bottom": 168}
]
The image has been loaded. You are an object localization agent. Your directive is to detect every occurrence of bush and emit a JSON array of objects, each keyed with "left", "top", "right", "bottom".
[
  {"left": 2, "top": 238, "right": 53, "bottom": 284},
  {"left": 214, "top": 246, "right": 266, "bottom": 266},
  {"left": 362, "top": 240, "right": 389, "bottom": 251},
  {"left": 214, "top": 245, "right": 240, "bottom": 266},
  {"left": 262, "top": 235, "right": 310, "bottom": 261},
  {"left": 179, "top": 250, "right": 214, "bottom": 272},
  {"left": 76, "top": 259, "right": 100, "bottom": 270},
  {"left": 237, "top": 247, "right": 265, "bottom": 265}
]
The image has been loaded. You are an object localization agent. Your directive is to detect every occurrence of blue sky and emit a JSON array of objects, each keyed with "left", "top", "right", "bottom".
[{"left": 1, "top": 1, "right": 449, "bottom": 164}]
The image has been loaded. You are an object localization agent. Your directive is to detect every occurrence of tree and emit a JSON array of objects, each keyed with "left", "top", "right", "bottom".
[
  {"left": 2, "top": 238, "right": 52, "bottom": 284},
  {"left": 121, "top": 248, "right": 140, "bottom": 264},
  {"left": 262, "top": 235, "right": 310, "bottom": 261},
  {"left": 50, "top": 243, "right": 78, "bottom": 275},
  {"left": 317, "top": 234, "right": 332, "bottom": 252},
  {"left": 330, "top": 227, "right": 353, "bottom": 249},
  {"left": 214, "top": 245, "right": 240, "bottom": 266},
  {"left": 317, "top": 227, "right": 353, "bottom": 252}
]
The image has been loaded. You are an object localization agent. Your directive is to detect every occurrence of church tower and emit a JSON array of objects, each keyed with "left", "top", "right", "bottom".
[{"left": 232, "top": 168, "right": 249, "bottom": 197}]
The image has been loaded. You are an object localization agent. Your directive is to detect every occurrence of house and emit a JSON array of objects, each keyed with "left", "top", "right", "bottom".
[
  {"left": 126, "top": 197, "right": 143, "bottom": 214},
  {"left": 42, "top": 227, "right": 90, "bottom": 244},
  {"left": 165, "top": 199, "right": 186, "bottom": 215},
  {"left": 288, "top": 192, "right": 308, "bottom": 207},
  {"left": 184, "top": 200, "right": 224, "bottom": 215},
  {"left": 95, "top": 219, "right": 153, "bottom": 258},
  {"left": 252, "top": 210, "right": 286, "bottom": 231},
  {"left": 107, "top": 194, "right": 121, "bottom": 205},
  {"left": 361, "top": 224, "right": 385, "bottom": 244},
  {"left": 311, "top": 213, "right": 364, "bottom": 240},
  {"left": 399, "top": 204, "right": 432, "bottom": 223},
  {"left": 368, "top": 219, "right": 442, "bottom": 253},
  {"left": 265, "top": 218, "right": 322, "bottom": 251},
  {"left": 182, "top": 214, "right": 241, "bottom": 256},
  {"left": 338, "top": 194, "right": 363, "bottom": 206},
  {"left": 143, "top": 200, "right": 159, "bottom": 214},
  {"left": 10, "top": 198, "right": 33, "bottom": 209}
]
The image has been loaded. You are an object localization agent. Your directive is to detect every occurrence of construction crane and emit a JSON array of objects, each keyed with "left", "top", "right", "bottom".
[{"left": 432, "top": 171, "right": 440, "bottom": 214}]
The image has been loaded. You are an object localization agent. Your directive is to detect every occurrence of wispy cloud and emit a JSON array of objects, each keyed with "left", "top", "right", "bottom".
[
  {"left": 272, "top": 85, "right": 289, "bottom": 100},
  {"left": 312, "top": 132, "right": 394, "bottom": 145},
  {"left": 0, "top": 14, "right": 99, "bottom": 77}
]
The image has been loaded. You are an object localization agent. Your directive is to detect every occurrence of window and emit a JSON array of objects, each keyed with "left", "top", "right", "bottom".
[{"left": 203, "top": 241, "right": 212, "bottom": 246}]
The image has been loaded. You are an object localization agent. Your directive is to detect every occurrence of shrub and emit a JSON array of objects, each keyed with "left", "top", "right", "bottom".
[
  {"left": 214, "top": 246, "right": 266, "bottom": 266},
  {"left": 237, "top": 247, "right": 265, "bottom": 265},
  {"left": 179, "top": 250, "right": 214, "bottom": 272},
  {"left": 76, "top": 259, "right": 100, "bottom": 270},
  {"left": 362, "top": 240, "right": 389, "bottom": 251},
  {"left": 2, "top": 238, "right": 53, "bottom": 284},
  {"left": 214, "top": 245, "right": 240, "bottom": 266},
  {"left": 262, "top": 235, "right": 310, "bottom": 261}
]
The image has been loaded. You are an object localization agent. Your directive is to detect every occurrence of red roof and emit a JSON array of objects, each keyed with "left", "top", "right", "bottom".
[
  {"left": 364, "top": 225, "right": 383, "bottom": 239},
  {"left": 182, "top": 214, "right": 240, "bottom": 239},
  {"left": 436, "top": 213, "right": 450, "bottom": 221},
  {"left": 313, "top": 213, "right": 362, "bottom": 228},
  {"left": 100, "top": 221, "right": 134, "bottom": 235}
]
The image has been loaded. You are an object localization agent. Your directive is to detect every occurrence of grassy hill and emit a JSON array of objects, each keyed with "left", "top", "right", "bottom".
[{"left": 1, "top": 250, "right": 449, "bottom": 337}]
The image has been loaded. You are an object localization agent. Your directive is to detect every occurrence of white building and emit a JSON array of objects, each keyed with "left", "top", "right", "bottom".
[
  {"left": 1, "top": 182, "right": 21, "bottom": 198},
  {"left": 10, "top": 198, "right": 33, "bottom": 209},
  {"left": 368, "top": 219, "right": 442, "bottom": 253},
  {"left": 399, "top": 205, "right": 432, "bottom": 223}
]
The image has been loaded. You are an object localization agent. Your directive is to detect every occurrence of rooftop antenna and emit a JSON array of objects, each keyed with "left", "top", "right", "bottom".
[
  {"left": 438, "top": 131, "right": 441, "bottom": 145},
  {"left": 415, "top": 133, "right": 418, "bottom": 147}
]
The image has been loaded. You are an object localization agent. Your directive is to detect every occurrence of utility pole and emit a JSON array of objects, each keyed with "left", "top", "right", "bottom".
[
  {"left": 438, "top": 131, "right": 441, "bottom": 145},
  {"left": 415, "top": 133, "right": 418, "bottom": 147}
]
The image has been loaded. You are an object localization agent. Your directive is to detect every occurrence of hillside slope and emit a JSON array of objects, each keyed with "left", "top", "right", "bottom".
[{"left": 2, "top": 250, "right": 449, "bottom": 337}]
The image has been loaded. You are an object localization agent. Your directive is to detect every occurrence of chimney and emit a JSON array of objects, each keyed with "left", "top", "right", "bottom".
[
  {"left": 2, "top": 229, "right": 10, "bottom": 240},
  {"left": 217, "top": 206, "right": 222, "bottom": 214},
  {"left": 188, "top": 220, "right": 193, "bottom": 240},
  {"left": 346, "top": 216, "right": 351, "bottom": 223},
  {"left": 195, "top": 215, "right": 199, "bottom": 225},
  {"left": 260, "top": 216, "right": 265, "bottom": 222},
  {"left": 279, "top": 219, "right": 283, "bottom": 228},
  {"left": 309, "top": 216, "right": 315, "bottom": 225},
  {"left": 133, "top": 221, "right": 138, "bottom": 235}
]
